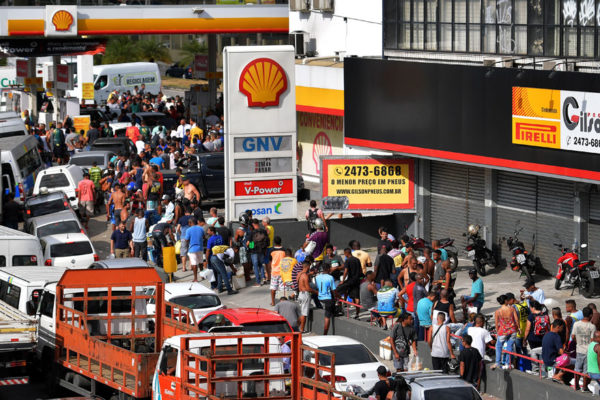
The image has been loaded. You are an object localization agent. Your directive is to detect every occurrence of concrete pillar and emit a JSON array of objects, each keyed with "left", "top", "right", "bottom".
[
  {"left": 52, "top": 55, "right": 61, "bottom": 123},
  {"left": 574, "top": 186, "right": 590, "bottom": 260},
  {"left": 26, "top": 58, "right": 37, "bottom": 120},
  {"left": 484, "top": 168, "right": 498, "bottom": 254},
  {"left": 416, "top": 158, "right": 431, "bottom": 239},
  {"left": 208, "top": 34, "right": 217, "bottom": 112},
  {"left": 77, "top": 54, "right": 94, "bottom": 103}
]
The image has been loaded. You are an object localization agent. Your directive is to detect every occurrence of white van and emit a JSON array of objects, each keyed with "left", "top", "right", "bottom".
[
  {"left": 0, "top": 226, "right": 44, "bottom": 267},
  {"left": 0, "top": 111, "right": 27, "bottom": 138},
  {"left": 33, "top": 164, "right": 84, "bottom": 210},
  {"left": 93, "top": 62, "right": 161, "bottom": 103},
  {"left": 0, "top": 135, "right": 43, "bottom": 203},
  {"left": 0, "top": 266, "right": 67, "bottom": 314}
]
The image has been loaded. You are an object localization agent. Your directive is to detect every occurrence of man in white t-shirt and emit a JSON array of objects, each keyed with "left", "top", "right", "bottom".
[
  {"left": 173, "top": 118, "right": 190, "bottom": 139},
  {"left": 467, "top": 314, "right": 494, "bottom": 359}
]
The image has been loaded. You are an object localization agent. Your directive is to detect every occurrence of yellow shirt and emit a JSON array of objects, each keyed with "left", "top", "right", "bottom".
[
  {"left": 280, "top": 257, "right": 295, "bottom": 283},
  {"left": 352, "top": 250, "right": 372, "bottom": 274},
  {"left": 266, "top": 225, "right": 274, "bottom": 247},
  {"left": 190, "top": 126, "right": 204, "bottom": 142},
  {"left": 514, "top": 301, "right": 529, "bottom": 339}
]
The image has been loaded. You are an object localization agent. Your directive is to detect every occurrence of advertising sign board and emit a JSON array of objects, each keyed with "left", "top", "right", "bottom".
[
  {"left": 81, "top": 82, "right": 94, "bottom": 100},
  {"left": 224, "top": 45, "right": 297, "bottom": 221},
  {"left": 193, "top": 54, "right": 208, "bottom": 79},
  {"left": 73, "top": 115, "right": 90, "bottom": 136},
  {"left": 320, "top": 156, "right": 415, "bottom": 213},
  {"left": 16, "top": 60, "right": 28, "bottom": 78}
]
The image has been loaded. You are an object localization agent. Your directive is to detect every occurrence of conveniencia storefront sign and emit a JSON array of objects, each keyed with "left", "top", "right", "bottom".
[{"left": 512, "top": 86, "right": 600, "bottom": 154}]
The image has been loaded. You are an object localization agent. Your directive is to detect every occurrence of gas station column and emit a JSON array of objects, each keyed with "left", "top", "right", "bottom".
[
  {"left": 208, "top": 34, "right": 217, "bottom": 112},
  {"left": 77, "top": 54, "right": 94, "bottom": 103}
]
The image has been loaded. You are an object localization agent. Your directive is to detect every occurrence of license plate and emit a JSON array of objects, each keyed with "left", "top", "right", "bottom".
[
  {"left": 590, "top": 270, "right": 600, "bottom": 279},
  {"left": 516, "top": 254, "right": 526, "bottom": 264},
  {"left": 467, "top": 250, "right": 475, "bottom": 258}
]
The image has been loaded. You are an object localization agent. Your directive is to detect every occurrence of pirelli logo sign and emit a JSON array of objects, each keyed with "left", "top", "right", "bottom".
[{"left": 512, "top": 118, "right": 560, "bottom": 149}]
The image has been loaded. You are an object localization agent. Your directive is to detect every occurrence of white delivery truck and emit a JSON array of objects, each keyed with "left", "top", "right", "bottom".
[{"left": 93, "top": 62, "right": 161, "bottom": 104}]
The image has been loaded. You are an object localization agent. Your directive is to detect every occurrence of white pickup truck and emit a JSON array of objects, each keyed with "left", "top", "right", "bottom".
[{"left": 0, "top": 300, "right": 36, "bottom": 381}]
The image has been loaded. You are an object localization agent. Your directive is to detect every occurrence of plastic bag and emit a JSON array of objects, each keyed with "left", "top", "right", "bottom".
[
  {"left": 409, "top": 355, "right": 423, "bottom": 371},
  {"left": 174, "top": 240, "right": 181, "bottom": 255}
]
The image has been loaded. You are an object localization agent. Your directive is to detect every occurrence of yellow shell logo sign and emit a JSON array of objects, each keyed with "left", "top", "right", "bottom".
[
  {"left": 239, "top": 58, "right": 288, "bottom": 108},
  {"left": 51, "top": 10, "right": 74, "bottom": 32}
]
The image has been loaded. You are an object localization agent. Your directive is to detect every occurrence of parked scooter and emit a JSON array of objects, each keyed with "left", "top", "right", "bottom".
[
  {"left": 407, "top": 234, "right": 459, "bottom": 270},
  {"left": 554, "top": 242, "right": 598, "bottom": 297},
  {"left": 503, "top": 223, "right": 540, "bottom": 280},
  {"left": 463, "top": 224, "right": 497, "bottom": 276}
]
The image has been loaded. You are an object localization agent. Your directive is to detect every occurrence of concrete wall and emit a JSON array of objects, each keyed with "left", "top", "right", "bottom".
[{"left": 270, "top": 213, "right": 415, "bottom": 250}]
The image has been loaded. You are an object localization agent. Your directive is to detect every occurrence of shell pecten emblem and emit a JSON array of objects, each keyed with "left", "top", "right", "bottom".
[
  {"left": 51, "top": 10, "right": 74, "bottom": 32},
  {"left": 239, "top": 58, "right": 288, "bottom": 108}
]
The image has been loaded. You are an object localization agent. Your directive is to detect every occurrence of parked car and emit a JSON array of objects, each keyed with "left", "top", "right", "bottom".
[
  {"left": 69, "top": 150, "right": 116, "bottom": 173},
  {"left": 23, "top": 191, "right": 71, "bottom": 223},
  {"left": 302, "top": 335, "right": 384, "bottom": 394},
  {"left": 87, "top": 258, "right": 149, "bottom": 269},
  {"left": 165, "top": 62, "right": 192, "bottom": 79},
  {"left": 40, "top": 233, "right": 99, "bottom": 267},
  {"left": 196, "top": 308, "right": 292, "bottom": 333},
  {"left": 0, "top": 225, "right": 44, "bottom": 267},
  {"left": 146, "top": 282, "right": 224, "bottom": 322},
  {"left": 89, "top": 137, "right": 136, "bottom": 155},
  {"left": 397, "top": 371, "right": 482, "bottom": 400},
  {"left": 26, "top": 209, "right": 84, "bottom": 238},
  {"left": 33, "top": 165, "right": 84, "bottom": 210}
]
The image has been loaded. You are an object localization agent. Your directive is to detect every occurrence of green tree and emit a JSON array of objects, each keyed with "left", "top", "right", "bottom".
[
  {"left": 138, "top": 39, "right": 171, "bottom": 63},
  {"left": 179, "top": 40, "right": 207, "bottom": 67},
  {"left": 101, "top": 37, "right": 141, "bottom": 64}
]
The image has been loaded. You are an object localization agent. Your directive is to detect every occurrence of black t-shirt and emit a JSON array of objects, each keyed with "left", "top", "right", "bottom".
[
  {"left": 377, "top": 239, "right": 393, "bottom": 253},
  {"left": 344, "top": 256, "right": 363, "bottom": 283},
  {"left": 217, "top": 226, "right": 231, "bottom": 244},
  {"left": 458, "top": 347, "right": 482, "bottom": 384},
  {"left": 372, "top": 380, "right": 390, "bottom": 399},
  {"left": 87, "top": 128, "right": 100, "bottom": 144},
  {"left": 375, "top": 254, "right": 394, "bottom": 283}
]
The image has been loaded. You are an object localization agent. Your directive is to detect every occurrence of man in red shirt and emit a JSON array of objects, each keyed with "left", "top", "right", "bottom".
[
  {"left": 126, "top": 121, "right": 140, "bottom": 143},
  {"left": 77, "top": 172, "right": 96, "bottom": 229}
]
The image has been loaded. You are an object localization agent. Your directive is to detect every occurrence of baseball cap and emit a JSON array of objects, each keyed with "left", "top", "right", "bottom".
[
  {"left": 161, "top": 194, "right": 170, "bottom": 201},
  {"left": 468, "top": 268, "right": 477, "bottom": 275}
]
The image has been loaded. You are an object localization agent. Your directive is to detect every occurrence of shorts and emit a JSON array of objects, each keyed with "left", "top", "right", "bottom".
[
  {"left": 239, "top": 246, "right": 248, "bottom": 264},
  {"left": 590, "top": 373, "right": 600, "bottom": 381},
  {"left": 188, "top": 251, "right": 204, "bottom": 266},
  {"left": 393, "top": 356, "right": 410, "bottom": 371},
  {"left": 575, "top": 353, "right": 588, "bottom": 373},
  {"left": 298, "top": 291, "right": 311, "bottom": 317},
  {"left": 270, "top": 275, "right": 285, "bottom": 291},
  {"left": 321, "top": 299, "right": 335, "bottom": 318},
  {"left": 113, "top": 209, "right": 122, "bottom": 225},
  {"left": 53, "top": 145, "right": 66, "bottom": 159},
  {"left": 180, "top": 239, "right": 189, "bottom": 257},
  {"left": 79, "top": 201, "right": 94, "bottom": 217}
]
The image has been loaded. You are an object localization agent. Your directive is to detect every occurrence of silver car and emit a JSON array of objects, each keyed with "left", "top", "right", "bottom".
[{"left": 69, "top": 150, "right": 115, "bottom": 173}]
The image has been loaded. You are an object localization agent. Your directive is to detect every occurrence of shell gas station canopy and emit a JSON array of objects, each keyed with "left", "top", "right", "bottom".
[{"left": 0, "top": 4, "right": 288, "bottom": 38}]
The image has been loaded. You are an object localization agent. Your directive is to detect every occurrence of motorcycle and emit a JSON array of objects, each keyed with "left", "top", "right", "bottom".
[
  {"left": 407, "top": 234, "right": 459, "bottom": 271},
  {"left": 463, "top": 224, "right": 497, "bottom": 276},
  {"left": 503, "top": 224, "right": 540, "bottom": 281},
  {"left": 554, "top": 242, "right": 598, "bottom": 297}
]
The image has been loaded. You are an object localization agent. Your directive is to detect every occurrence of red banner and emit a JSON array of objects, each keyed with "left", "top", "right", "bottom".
[
  {"left": 235, "top": 179, "right": 294, "bottom": 197},
  {"left": 16, "top": 60, "right": 28, "bottom": 77},
  {"left": 56, "top": 64, "right": 69, "bottom": 83}
]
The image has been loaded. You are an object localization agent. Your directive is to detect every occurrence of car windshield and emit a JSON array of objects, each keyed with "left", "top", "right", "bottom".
[
  {"left": 50, "top": 241, "right": 93, "bottom": 257},
  {"left": 241, "top": 321, "right": 291, "bottom": 334},
  {"left": 40, "top": 173, "right": 69, "bottom": 188},
  {"left": 170, "top": 294, "right": 221, "bottom": 309},
  {"left": 92, "top": 142, "right": 120, "bottom": 149},
  {"left": 70, "top": 156, "right": 104, "bottom": 166},
  {"left": 424, "top": 387, "right": 480, "bottom": 400},
  {"left": 317, "top": 344, "right": 378, "bottom": 366},
  {"left": 28, "top": 199, "right": 66, "bottom": 217},
  {"left": 38, "top": 221, "right": 80, "bottom": 238}
]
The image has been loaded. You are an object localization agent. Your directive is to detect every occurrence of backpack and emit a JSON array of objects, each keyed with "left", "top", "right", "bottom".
[
  {"left": 252, "top": 229, "right": 269, "bottom": 251},
  {"left": 393, "top": 325, "right": 411, "bottom": 358},
  {"left": 533, "top": 314, "right": 550, "bottom": 336},
  {"left": 307, "top": 208, "right": 319, "bottom": 231}
]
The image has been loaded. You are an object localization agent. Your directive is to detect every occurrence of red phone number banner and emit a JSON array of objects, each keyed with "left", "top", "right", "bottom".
[{"left": 235, "top": 179, "right": 294, "bottom": 197}]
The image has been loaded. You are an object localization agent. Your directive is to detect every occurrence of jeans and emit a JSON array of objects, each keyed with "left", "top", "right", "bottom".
[
  {"left": 496, "top": 333, "right": 516, "bottom": 366},
  {"left": 251, "top": 252, "right": 265, "bottom": 284},
  {"left": 211, "top": 255, "right": 232, "bottom": 292},
  {"left": 133, "top": 241, "right": 147, "bottom": 261}
]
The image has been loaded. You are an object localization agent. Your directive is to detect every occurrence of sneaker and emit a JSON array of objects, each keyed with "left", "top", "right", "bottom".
[
  {"left": 581, "top": 388, "right": 592, "bottom": 393},
  {"left": 227, "top": 290, "right": 239, "bottom": 295}
]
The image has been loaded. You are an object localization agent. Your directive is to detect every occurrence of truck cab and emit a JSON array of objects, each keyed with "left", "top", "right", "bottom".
[{"left": 153, "top": 332, "right": 287, "bottom": 400}]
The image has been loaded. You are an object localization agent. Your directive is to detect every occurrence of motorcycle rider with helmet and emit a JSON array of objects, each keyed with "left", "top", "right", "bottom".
[{"left": 302, "top": 218, "right": 328, "bottom": 267}]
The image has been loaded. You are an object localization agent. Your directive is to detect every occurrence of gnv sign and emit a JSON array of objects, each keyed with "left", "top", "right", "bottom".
[{"left": 234, "top": 135, "right": 292, "bottom": 153}]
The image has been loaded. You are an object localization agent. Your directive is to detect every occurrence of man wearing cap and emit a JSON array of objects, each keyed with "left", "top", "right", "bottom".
[
  {"left": 461, "top": 269, "right": 484, "bottom": 315},
  {"left": 160, "top": 195, "right": 175, "bottom": 224},
  {"left": 521, "top": 279, "right": 545, "bottom": 307}
]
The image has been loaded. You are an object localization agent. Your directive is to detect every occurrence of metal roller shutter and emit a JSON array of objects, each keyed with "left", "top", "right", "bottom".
[
  {"left": 496, "top": 172, "right": 537, "bottom": 263},
  {"left": 588, "top": 193, "right": 600, "bottom": 260},
  {"left": 430, "top": 161, "right": 485, "bottom": 250},
  {"left": 497, "top": 172, "right": 574, "bottom": 273},
  {"left": 536, "top": 178, "right": 574, "bottom": 270}
]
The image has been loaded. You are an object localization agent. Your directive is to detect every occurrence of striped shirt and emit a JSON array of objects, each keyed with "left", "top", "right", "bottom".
[
  {"left": 291, "top": 262, "right": 303, "bottom": 292},
  {"left": 89, "top": 166, "right": 102, "bottom": 188}
]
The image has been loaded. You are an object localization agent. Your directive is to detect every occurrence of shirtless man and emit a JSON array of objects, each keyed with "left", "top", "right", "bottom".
[
  {"left": 401, "top": 245, "right": 416, "bottom": 269},
  {"left": 398, "top": 256, "right": 419, "bottom": 288},
  {"left": 183, "top": 177, "right": 201, "bottom": 204},
  {"left": 422, "top": 248, "right": 435, "bottom": 282},
  {"left": 297, "top": 261, "right": 317, "bottom": 333},
  {"left": 107, "top": 183, "right": 126, "bottom": 231}
]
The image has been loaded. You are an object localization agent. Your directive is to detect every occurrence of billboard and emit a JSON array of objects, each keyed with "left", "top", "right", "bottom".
[
  {"left": 320, "top": 156, "right": 415, "bottom": 213},
  {"left": 298, "top": 111, "right": 344, "bottom": 178},
  {"left": 223, "top": 46, "right": 297, "bottom": 221}
]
